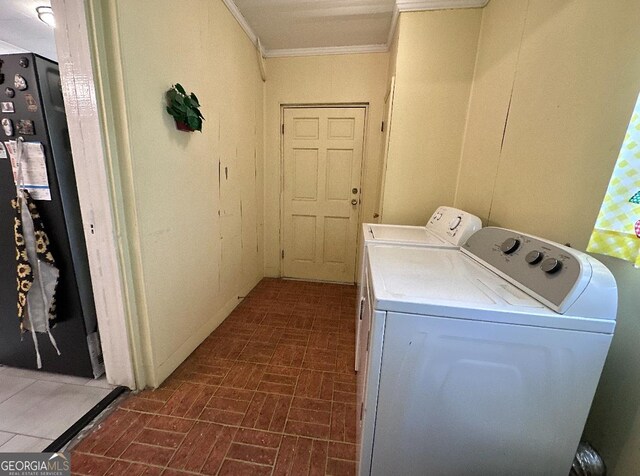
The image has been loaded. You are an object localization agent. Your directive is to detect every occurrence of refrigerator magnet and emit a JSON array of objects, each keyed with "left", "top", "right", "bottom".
[
  {"left": 0, "top": 142, "right": 6, "bottom": 159},
  {"left": 16, "top": 119, "right": 34, "bottom": 135},
  {"left": 24, "top": 94, "right": 37, "bottom": 112},
  {"left": 14, "top": 74, "right": 27, "bottom": 91},
  {"left": 1, "top": 118, "right": 14, "bottom": 137},
  {"left": 5, "top": 87, "right": 14, "bottom": 98},
  {"left": 1, "top": 101, "right": 14, "bottom": 113},
  {"left": 19, "top": 57, "right": 29, "bottom": 68}
]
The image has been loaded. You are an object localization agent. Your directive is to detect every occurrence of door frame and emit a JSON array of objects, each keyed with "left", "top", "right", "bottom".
[
  {"left": 49, "top": 0, "right": 140, "bottom": 388},
  {"left": 279, "top": 103, "right": 369, "bottom": 283}
]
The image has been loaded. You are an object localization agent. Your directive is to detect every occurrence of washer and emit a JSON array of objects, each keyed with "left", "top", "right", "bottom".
[
  {"left": 357, "top": 227, "right": 617, "bottom": 476},
  {"left": 355, "top": 206, "right": 481, "bottom": 370}
]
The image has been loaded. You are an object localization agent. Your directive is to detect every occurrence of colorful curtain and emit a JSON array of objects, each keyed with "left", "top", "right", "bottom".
[{"left": 587, "top": 93, "right": 640, "bottom": 267}]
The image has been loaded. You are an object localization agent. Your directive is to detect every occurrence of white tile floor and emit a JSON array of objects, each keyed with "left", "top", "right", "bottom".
[{"left": 0, "top": 365, "right": 114, "bottom": 452}]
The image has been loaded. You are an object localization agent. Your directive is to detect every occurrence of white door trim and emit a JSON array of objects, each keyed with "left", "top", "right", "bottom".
[
  {"left": 279, "top": 104, "right": 369, "bottom": 282},
  {"left": 50, "top": 0, "right": 138, "bottom": 388}
]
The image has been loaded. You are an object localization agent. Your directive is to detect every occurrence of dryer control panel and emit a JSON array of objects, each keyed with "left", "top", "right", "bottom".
[
  {"left": 426, "top": 206, "right": 482, "bottom": 246},
  {"left": 462, "top": 227, "right": 592, "bottom": 314}
]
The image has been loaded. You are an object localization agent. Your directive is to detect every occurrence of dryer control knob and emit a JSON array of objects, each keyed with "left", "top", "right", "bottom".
[
  {"left": 500, "top": 237, "right": 520, "bottom": 254},
  {"left": 541, "top": 258, "right": 562, "bottom": 274},
  {"left": 525, "top": 250, "right": 544, "bottom": 265},
  {"left": 449, "top": 216, "right": 462, "bottom": 230}
]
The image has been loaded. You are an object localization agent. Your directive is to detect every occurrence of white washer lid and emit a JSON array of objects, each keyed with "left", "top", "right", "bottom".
[
  {"left": 367, "top": 245, "right": 615, "bottom": 334},
  {"left": 365, "top": 224, "right": 450, "bottom": 246}
]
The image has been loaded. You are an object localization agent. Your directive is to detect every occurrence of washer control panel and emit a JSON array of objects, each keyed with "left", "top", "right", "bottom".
[{"left": 463, "top": 227, "right": 589, "bottom": 312}]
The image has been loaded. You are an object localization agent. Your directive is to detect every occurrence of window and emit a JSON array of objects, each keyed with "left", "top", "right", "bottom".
[{"left": 588, "top": 92, "right": 640, "bottom": 267}]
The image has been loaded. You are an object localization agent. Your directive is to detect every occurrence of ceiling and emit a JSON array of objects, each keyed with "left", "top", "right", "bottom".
[
  {"left": 0, "top": 0, "right": 56, "bottom": 61},
  {"left": 0, "top": 0, "right": 488, "bottom": 63},
  {"left": 233, "top": 0, "right": 396, "bottom": 53},
  {"left": 229, "top": 0, "right": 490, "bottom": 57}
]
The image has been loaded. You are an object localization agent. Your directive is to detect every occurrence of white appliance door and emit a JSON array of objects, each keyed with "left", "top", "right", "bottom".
[
  {"left": 370, "top": 312, "right": 612, "bottom": 476},
  {"left": 367, "top": 224, "right": 447, "bottom": 245}
]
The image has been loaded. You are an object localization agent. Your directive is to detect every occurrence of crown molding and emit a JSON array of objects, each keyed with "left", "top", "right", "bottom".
[
  {"left": 223, "top": 0, "right": 490, "bottom": 60},
  {"left": 386, "top": 5, "right": 400, "bottom": 50},
  {"left": 264, "top": 44, "right": 389, "bottom": 58},
  {"left": 221, "top": 0, "right": 265, "bottom": 57},
  {"left": 396, "top": 0, "right": 489, "bottom": 12}
]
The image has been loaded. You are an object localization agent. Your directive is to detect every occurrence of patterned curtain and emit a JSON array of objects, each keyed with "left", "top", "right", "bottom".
[{"left": 587, "top": 93, "right": 640, "bottom": 267}]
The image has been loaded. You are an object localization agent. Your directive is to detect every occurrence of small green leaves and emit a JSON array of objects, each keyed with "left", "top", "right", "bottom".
[{"left": 165, "top": 83, "right": 205, "bottom": 132}]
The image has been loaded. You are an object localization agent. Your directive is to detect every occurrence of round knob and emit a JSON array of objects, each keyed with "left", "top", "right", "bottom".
[
  {"left": 500, "top": 237, "right": 521, "bottom": 254},
  {"left": 351, "top": 199, "right": 358, "bottom": 205},
  {"left": 541, "top": 258, "right": 562, "bottom": 274},
  {"left": 449, "top": 216, "right": 462, "bottom": 230},
  {"left": 525, "top": 250, "right": 544, "bottom": 265}
]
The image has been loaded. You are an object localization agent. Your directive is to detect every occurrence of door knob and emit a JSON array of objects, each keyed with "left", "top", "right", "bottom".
[
  {"left": 351, "top": 199, "right": 358, "bottom": 205},
  {"left": 352, "top": 188, "right": 358, "bottom": 194}
]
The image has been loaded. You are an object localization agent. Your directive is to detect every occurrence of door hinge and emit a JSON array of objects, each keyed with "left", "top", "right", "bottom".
[
  {"left": 359, "top": 297, "right": 365, "bottom": 320},
  {"left": 281, "top": 250, "right": 285, "bottom": 259},
  {"left": 281, "top": 124, "right": 284, "bottom": 134},
  {"left": 360, "top": 402, "right": 364, "bottom": 421},
  {"left": 381, "top": 121, "right": 385, "bottom": 132}
]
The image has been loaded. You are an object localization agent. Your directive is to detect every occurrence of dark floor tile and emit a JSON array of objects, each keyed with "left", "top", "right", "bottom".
[
  {"left": 71, "top": 453, "right": 116, "bottom": 476},
  {"left": 218, "top": 459, "right": 272, "bottom": 476},
  {"left": 120, "top": 442, "right": 174, "bottom": 467},
  {"left": 74, "top": 278, "right": 359, "bottom": 476},
  {"left": 104, "top": 460, "right": 163, "bottom": 476}
]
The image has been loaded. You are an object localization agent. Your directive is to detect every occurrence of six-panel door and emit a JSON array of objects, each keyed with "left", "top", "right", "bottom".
[{"left": 282, "top": 107, "right": 366, "bottom": 282}]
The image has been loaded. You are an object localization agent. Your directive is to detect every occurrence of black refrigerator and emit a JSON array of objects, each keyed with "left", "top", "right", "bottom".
[{"left": 0, "top": 53, "right": 103, "bottom": 378}]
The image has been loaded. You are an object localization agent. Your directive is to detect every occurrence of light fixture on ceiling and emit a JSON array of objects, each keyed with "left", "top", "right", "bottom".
[{"left": 36, "top": 6, "right": 55, "bottom": 28}]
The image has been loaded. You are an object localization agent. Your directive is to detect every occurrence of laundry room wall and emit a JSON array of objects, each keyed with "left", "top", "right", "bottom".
[
  {"left": 92, "top": 0, "right": 265, "bottom": 387},
  {"left": 451, "top": 0, "right": 640, "bottom": 473},
  {"left": 454, "top": 0, "right": 640, "bottom": 250},
  {"left": 263, "top": 53, "right": 389, "bottom": 277},
  {"left": 583, "top": 256, "right": 640, "bottom": 475},
  {"left": 378, "top": 9, "right": 482, "bottom": 225}
]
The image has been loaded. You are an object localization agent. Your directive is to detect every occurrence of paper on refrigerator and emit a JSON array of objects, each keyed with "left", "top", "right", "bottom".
[{"left": 4, "top": 140, "right": 51, "bottom": 200}]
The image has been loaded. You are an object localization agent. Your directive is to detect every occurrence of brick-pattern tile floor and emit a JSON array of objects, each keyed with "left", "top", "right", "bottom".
[{"left": 71, "top": 279, "right": 358, "bottom": 476}]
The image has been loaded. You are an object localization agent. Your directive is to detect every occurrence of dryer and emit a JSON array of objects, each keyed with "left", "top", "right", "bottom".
[
  {"left": 357, "top": 227, "right": 617, "bottom": 475},
  {"left": 355, "top": 206, "right": 481, "bottom": 370}
]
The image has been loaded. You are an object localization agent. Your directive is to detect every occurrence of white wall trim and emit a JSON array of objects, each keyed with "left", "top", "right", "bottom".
[
  {"left": 223, "top": 0, "right": 489, "bottom": 59},
  {"left": 257, "top": 38, "right": 267, "bottom": 81},
  {"left": 221, "top": 0, "right": 257, "bottom": 44},
  {"left": 396, "top": 0, "right": 489, "bottom": 12},
  {"left": 265, "top": 44, "right": 388, "bottom": 58},
  {"left": 386, "top": 5, "right": 400, "bottom": 51},
  {"left": 221, "top": 0, "right": 266, "bottom": 57},
  {"left": 50, "top": 0, "right": 136, "bottom": 388}
]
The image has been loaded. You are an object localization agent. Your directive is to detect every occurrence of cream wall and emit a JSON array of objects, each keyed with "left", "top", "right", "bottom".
[
  {"left": 452, "top": 0, "right": 640, "bottom": 473},
  {"left": 96, "top": 0, "right": 264, "bottom": 387},
  {"left": 455, "top": 0, "right": 640, "bottom": 250},
  {"left": 379, "top": 10, "right": 482, "bottom": 224},
  {"left": 263, "top": 53, "right": 389, "bottom": 277}
]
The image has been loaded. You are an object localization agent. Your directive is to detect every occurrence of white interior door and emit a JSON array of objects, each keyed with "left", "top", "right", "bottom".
[{"left": 282, "top": 107, "right": 366, "bottom": 283}]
